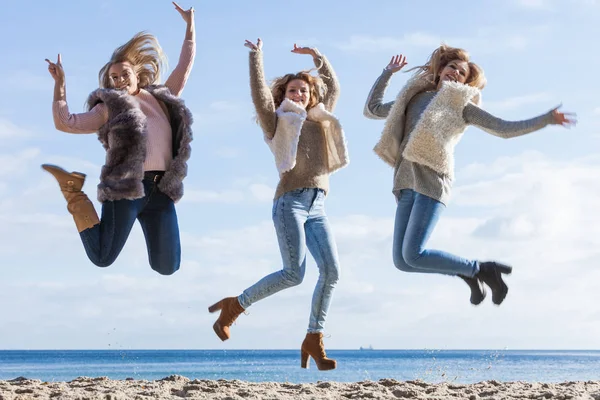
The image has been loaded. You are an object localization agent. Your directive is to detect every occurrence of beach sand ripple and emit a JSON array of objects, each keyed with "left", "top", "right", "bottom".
[{"left": 1, "top": 375, "right": 599, "bottom": 399}]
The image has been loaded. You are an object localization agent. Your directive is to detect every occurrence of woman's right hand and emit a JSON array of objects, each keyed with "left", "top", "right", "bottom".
[
  {"left": 45, "top": 54, "right": 65, "bottom": 84},
  {"left": 385, "top": 54, "right": 407, "bottom": 73},
  {"left": 244, "top": 38, "right": 262, "bottom": 51}
]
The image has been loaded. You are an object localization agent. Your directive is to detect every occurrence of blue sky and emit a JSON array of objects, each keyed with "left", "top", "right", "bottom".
[{"left": 1, "top": 0, "right": 599, "bottom": 350}]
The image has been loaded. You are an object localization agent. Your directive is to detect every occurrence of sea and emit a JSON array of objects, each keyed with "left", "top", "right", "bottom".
[{"left": 0, "top": 350, "right": 599, "bottom": 384}]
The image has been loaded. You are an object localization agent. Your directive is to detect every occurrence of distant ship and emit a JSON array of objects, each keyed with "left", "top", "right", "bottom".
[{"left": 359, "top": 345, "right": 374, "bottom": 351}]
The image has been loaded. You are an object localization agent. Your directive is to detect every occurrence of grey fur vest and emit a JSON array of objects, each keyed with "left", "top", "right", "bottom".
[{"left": 86, "top": 85, "right": 193, "bottom": 203}]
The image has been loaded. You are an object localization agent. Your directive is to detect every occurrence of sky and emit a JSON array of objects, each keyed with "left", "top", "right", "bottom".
[{"left": 0, "top": 0, "right": 599, "bottom": 351}]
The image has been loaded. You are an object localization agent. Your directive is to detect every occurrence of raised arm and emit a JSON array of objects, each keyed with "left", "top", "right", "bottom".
[
  {"left": 164, "top": 2, "right": 196, "bottom": 96},
  {"left": 291, "top": 44, "right": 339, "bottom": 112},
  {"left": 45, "top": 54, "right": 108, "bottom": 134},
  {"left": 246, "top": 39, "right": 277, "bottom": 139},
  {"left": 364, "top": 54, "right": 407, "bottom": 120},
  {"left": 464, "top": 103, "right": 577, "bottom": 139}
]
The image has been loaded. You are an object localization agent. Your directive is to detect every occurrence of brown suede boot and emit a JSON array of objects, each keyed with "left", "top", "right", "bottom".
[
  {"left": 67, "top": 194, "right": 100, "bottom": 232},
  {"left": 208, "top": 297, "right": 245, "bottom": 341},
  {"left": 42, "top": 164, "right": 99, "bottom": 232},
  {"left": 300, "top": 333, "right": 336, "bottom": 371}
]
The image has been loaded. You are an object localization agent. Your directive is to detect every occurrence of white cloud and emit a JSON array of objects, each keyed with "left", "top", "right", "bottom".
[
  {"left": 335, "top": 26, "right": 552, "bottom": 54},
  {"left": 248, "top": 183, "right": 274, "bottom": 202},
  {"left": 515, "top": 0, "right": 551, "bottom": 9},
  {"left": 334, "top": 33, "right": 442, "bottom": 52},
  {"left": 514, "top": 0, "right": 597, "bottom": 10},
  {"left": 459, "top": 150, "right": 548, "bottom": 181},
  {"left": 484, "top": 92, "right": 555, "bottom": 112},
  {"left": 182, "top": 182, "right": 275, "bottom": 204},
  {"left": 0, "top": 148, "right": 41, "bottom": 175},
  {"left": 183, "top": 188, "right": 245, "bottom": 203},
  {"left": 0, "top": 118, "right": 31, "bottom": 140},
  {"left": 2, "top": 147, "right": 600, "bottom": 350},
  {"left": 593, "top": 107, "right": 600, "bottom": 115}
]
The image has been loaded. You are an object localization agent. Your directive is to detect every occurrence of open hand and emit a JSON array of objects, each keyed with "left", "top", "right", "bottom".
[
  {"left": 385, "top": 54, "right": 407, "bottom": 73},
  {"left": 291, "top": 43, "right": 317, "bottom": 57},
  {"left": 45, "top": 54, "right": 65, "bottom": 84},
  {"left": 173, "top": 2, "right": 194, "bottom": 24},
  {"left": 244, "top": 38, "right": 262, "bottom": 51},
  {"left": 552, "top": 107, "right": 577, "bottom": 127}
]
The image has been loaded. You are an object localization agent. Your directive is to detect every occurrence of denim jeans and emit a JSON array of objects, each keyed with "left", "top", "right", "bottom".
[
  {"left": 79, "top": 174, "right": 181, "bottom": 275},
  {"left": 238, "top": 188, "right": 340, "bottom": 333},
  {"left": 393, "top": 189, "right": 478, "bottom": 277}
]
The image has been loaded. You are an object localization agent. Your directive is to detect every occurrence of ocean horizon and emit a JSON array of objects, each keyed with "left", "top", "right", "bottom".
[{"left": 1, "top": 349, "right": 598, "bottom": 384}]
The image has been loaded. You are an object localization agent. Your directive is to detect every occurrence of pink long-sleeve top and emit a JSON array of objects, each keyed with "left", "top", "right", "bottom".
[{"left": 53, "top": 39, "right": 196, "bottom": 172}]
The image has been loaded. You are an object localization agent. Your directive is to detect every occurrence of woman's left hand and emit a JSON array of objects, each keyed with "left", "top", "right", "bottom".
[
  {"left": 173, "top": 2, "right": 194, "bottom": 24},
  {"left": 291, "top": 44, "right": 317, "bottom": 58},
  {"left": 552, "top": 107, "right": 577, "bottom": 127}
]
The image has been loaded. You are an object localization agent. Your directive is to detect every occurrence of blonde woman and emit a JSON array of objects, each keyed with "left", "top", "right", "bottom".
[
  {"left": 209, "top": 38, "right": 348, "bottom": 371},
  {"left": 364, "top": 46, "right": 575, "bottom": 306},
  {"left": 42, "top": 2, "right": 195, "bottom": 275}
]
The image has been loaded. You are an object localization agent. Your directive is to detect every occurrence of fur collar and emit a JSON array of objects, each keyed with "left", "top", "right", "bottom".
[{"left": 266, "top": 98, "right": 349, "bottom": 175}]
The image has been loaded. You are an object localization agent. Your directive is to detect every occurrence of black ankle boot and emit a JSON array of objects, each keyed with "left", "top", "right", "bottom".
[
  {"left": 476, "top": 262, "right": 512, "bottom": 305},
  {"left": 459, "top": 275, "right": 486, "bottom": 305}
]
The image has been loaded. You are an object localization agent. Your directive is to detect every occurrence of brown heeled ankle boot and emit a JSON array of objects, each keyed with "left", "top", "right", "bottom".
[
  {"left": 208, "top": 297, "right": 245, "bottom": 341},
  {"left": 42, "top": 164, "right": 100, "bottom": 232},
  {"left": 300, "top": 332, "right": 336, "bottom": 371}
]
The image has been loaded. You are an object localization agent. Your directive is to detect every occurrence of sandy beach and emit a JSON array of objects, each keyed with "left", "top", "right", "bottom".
[{"left": 1, "top": 375, "right": 599, "bottom": 399}]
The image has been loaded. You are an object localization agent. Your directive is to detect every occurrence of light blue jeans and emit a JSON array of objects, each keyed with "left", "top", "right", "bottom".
[
  {"left": 393, "top": 189, "right": 478, "bottom": 277},
  {"left": 238, "top": 188, "right": 340, "bottom": 333}
]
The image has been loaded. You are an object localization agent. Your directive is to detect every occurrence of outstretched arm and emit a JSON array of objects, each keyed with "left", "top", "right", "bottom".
[
  {"left": 291, "top": 44, "right": 339, "bottom": 112},
  {"left": 464, "top": 103, "right": 577, "bottom": 138},
  {"left": 246, "top": 38, "right": 277, "bottom": 139},
  {"left": 46, "top": 54, "right": 107, "bottom": 133},
  {"left": 164, "top": 2, "right": 196, "bottom": 96},
  {"left": 364, "top": 54, "right": 407, "bottom": 120}
]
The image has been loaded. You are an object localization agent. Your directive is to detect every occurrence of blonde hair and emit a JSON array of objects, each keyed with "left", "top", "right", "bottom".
[
  {"left": 98, "top": 31, "right": 168, "bottom": 89},
  {"left": 270, "top": 71, "right": 326, "bottom": 110},
  {"left": 409, "top": 44, "right": 487, "bottom": 90}
]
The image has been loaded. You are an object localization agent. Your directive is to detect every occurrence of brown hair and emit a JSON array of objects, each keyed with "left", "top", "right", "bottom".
[
  {"left": 270, "top": 71, "right": 326, "bottom": 110},
  {"left": 408, "top": 44, "right": 487, "bottom": 90},
  {"left": 98, "top": 31, "right": 168, "bottom": 89}
]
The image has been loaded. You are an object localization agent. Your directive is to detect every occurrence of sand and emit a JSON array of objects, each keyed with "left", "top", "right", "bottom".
[{"left": 1, "top": 375, "right": 600, "bottom": 399}]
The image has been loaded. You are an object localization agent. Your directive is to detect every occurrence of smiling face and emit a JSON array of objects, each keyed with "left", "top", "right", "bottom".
[
  {"left": 437, "top": 60, "right": 470, "bottom": 88},
  {"left": 284, "top": 79, "right": 311, "bottom": 109},
  {"left": 108, "top": 61, "right": 139, "bottom": 95}
]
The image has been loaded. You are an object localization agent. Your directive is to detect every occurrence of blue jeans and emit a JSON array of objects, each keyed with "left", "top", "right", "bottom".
[
  {"left": 238, "top": 188, "right": 340, "bottom": 333},
  {"left": 393, "top": 189, "right": 478, "bottom": 277},
  {"left": 79, "top": 175, "right": 181, "bottom": 275}
]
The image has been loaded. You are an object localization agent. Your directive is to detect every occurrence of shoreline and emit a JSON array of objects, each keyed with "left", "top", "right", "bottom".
[{"left": 2, "top": 375, "right": 599, "bottom": 399}]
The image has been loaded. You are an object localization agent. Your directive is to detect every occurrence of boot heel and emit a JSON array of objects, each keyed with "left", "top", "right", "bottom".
[
  {"left": 300, "top": 350, "right": 309, "bottom": 369},
  {"left": 213, "top": 322, "right": 228, "bottom": 341},
  {"left": 208, "top": 300, "right": 223, "bottom": 313},
  {"left": 499, "top": 265, "right": 512, "bottom": 274}
]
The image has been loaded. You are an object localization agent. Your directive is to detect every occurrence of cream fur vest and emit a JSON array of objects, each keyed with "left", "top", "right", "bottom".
[
  {"left": 374, "top": 77, "right": 480, "bottom": 179},
  {"left": 266, "top": 98, "right": 349, "bottom": 175}
]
